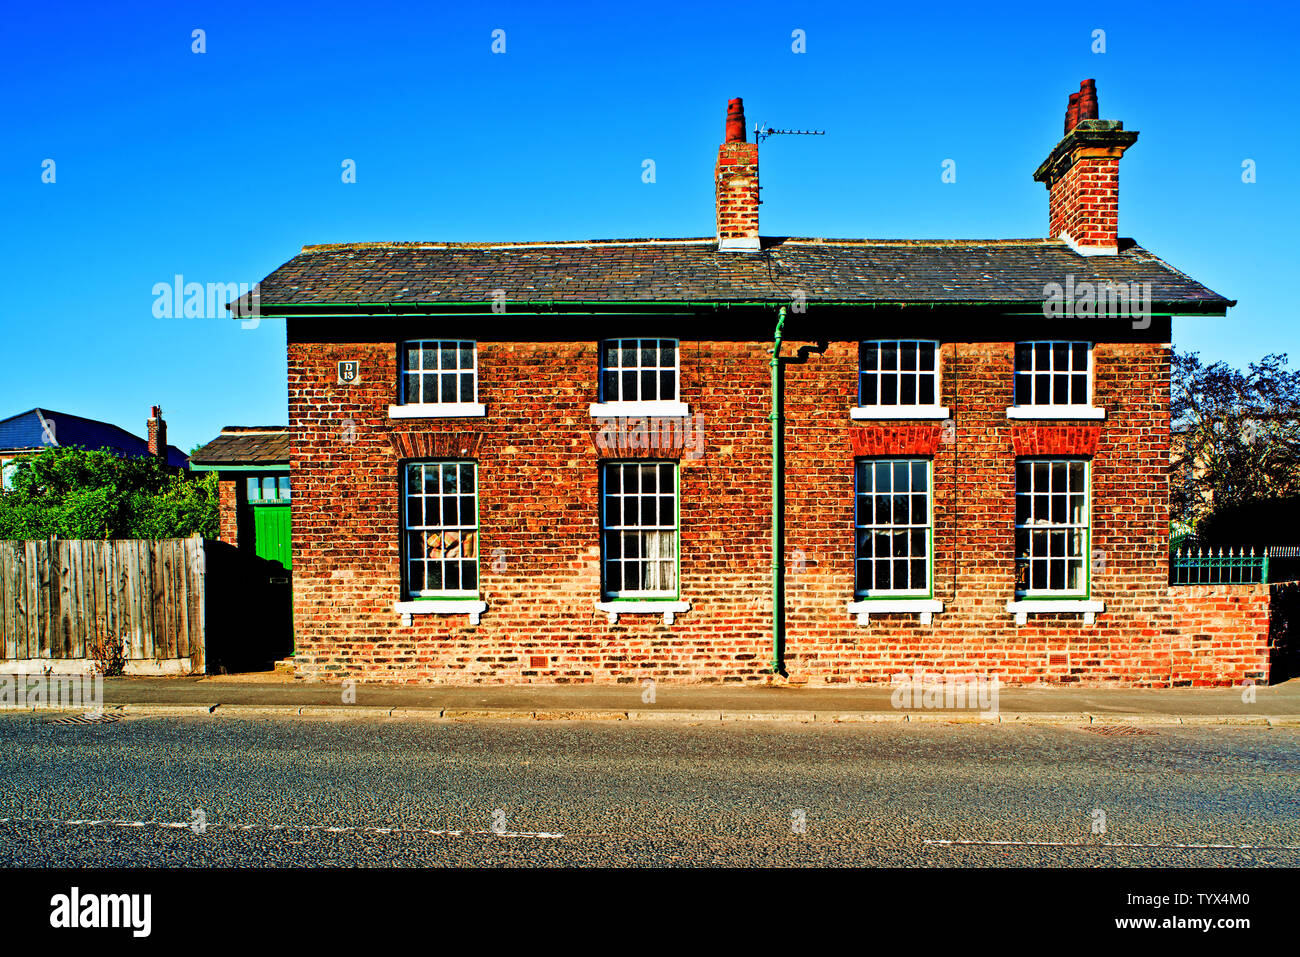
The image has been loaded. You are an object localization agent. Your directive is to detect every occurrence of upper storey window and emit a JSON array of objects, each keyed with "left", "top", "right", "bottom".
[
  {"left": 852, "top": 340, "right": 948, "bottom": 420},
  {"left": 1007, "top": 341, "right": 1104, "bottom": 419},
  {"left": 390, "top": 340, "right": 485, "bottom": 418},
  {"left": 590, "top": 338, "right": 689, "bottom": 417}
]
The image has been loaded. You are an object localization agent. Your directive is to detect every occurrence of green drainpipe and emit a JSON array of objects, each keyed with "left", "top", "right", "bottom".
[{"left": 770, "top": 306, "right": 787, "bottom": 674}]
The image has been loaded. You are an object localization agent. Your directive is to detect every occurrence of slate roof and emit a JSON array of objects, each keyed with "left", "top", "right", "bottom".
[
  {"left": 0, "top": 409, "right": 189, "bottom": 469},
  {"left": 246, "top": 238, "right": 1233, "bottom": 314},
  {"left": 189, "top": 427, "right": 289, "bottom": 467}
]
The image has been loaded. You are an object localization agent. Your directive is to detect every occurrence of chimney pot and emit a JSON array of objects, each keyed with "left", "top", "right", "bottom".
[
  {"left": 1077, "top": 79, "right": 1099, "bottom": 122},
  {"left": 1065, "top": 92, "right": 1081, "bottom": 134},
  {"left": 725, "top": 97, "right": 747, "bottom": 143}
]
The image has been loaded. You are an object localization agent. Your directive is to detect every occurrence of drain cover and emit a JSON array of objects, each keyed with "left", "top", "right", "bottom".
[
  {"left": 1082, "top": 724, "right": 1157, "bottom": 736},
  {"left": 45, "top": 713, "right": 122, "bottom": 726}
]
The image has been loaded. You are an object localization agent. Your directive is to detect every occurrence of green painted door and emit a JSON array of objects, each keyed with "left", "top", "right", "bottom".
[{"left": 252, "top": 505, "right": 292, "bottom": 569}]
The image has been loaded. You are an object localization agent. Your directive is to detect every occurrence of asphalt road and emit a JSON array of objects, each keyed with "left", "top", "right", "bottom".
[{"left": 1, "top": 716, "right": 1297, "bottom": 866}]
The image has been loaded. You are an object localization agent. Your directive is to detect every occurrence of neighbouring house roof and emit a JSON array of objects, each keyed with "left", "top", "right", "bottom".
[
  {"left": 0, "top": 408, "right": 189, "bottom": 469},
  {"left": 243, "top": 237, "right": 1233, "bottom": 314},
  {"left": 189, "top": 427, "right": 289, "bottom": 468}
]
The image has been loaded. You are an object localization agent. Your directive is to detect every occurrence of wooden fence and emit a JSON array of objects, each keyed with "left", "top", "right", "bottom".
[{"left": 0, "top": 537, "right": 205, "bottom": 673}]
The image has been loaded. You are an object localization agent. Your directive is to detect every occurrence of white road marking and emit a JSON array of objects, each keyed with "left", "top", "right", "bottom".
[
  {"left": 925, "top": 838, "right": 1300, "bottom": 850},
  {"left": 0, "top": 817, "right": 563, "bottom": 839}
]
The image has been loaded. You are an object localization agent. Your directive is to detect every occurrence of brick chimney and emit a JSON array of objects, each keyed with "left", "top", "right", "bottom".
[
  {"left": 715, "top": 98, "right": 760, "bottom": 252},
  {"left": 1033, "top": 80, "right": 1138, "bottom": 256},
  {"left": 147, "top": 406, "right": 167, "bottom": 460}
]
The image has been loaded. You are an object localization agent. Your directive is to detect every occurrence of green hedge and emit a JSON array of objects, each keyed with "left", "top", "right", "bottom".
[{"left": 0, "top": 446, "right": 218, "bottom": 540}]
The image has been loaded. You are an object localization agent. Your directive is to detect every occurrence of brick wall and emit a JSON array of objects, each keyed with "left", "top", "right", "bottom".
[
  {"left": 1047, "top": 154, "right": 1120, "bottom": 250},
  {"left": 286, "top": 323, "right": 1271, "bottom": 687},
  {"left": 1163, "top": 585, "right": 1270, "bottom": 686},
  {"left": 217, "top": 476, "right": 240, "bottom": 546},
  {"left": 715, "top": 142, "right": 760, "bottom": 246}
]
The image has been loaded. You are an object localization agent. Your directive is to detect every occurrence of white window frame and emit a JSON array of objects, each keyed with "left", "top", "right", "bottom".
[
  {"left": 589, "top": 338, "right": 689, "bottom": 417},
  {"left": 389, "top": 340, "right": 486, "bottom": 418},
  {"left": 402, "top": 461, "right": 480, "bottom": 601},
  {"left": 1013, "top": 458, "right": 1090, "bottom": 599},
  {"left": 599, "top": 461, "right": 680, "bottom": 601},
  {"left": 852, "top": 340, "right": 949, "bottom": 419},
  {"left": 1006, "top": 341, "right": 1105, "bottom": 419}
]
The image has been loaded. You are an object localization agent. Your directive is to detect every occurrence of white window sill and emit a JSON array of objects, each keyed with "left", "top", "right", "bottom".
[
  {"left": 596, "top": 600, "right": 691, "bottom": 625},
  {"left": 395, "top": 600, "right": 486, "bottom": 626},
  {"left": 589, "top": 401, "right": 690, "bottom": 418},
  {"left": 1005, "top": 406, "right": 1105, "bottom": 420},
  {"left": 388, "top": 403, "right": 486, "bottom": 418},
  {"left": 847, "top": 599, "right": 944, "bottom": 625},
  {"left": 1006, "top": 599, "right": 1103, "bottom": 626},
  {"left": 850, "top": 405, "right": 950, "bottom": 421}
]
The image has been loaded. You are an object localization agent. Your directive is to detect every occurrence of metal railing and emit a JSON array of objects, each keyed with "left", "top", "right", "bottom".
[{"left": 1170, "top": 545, "right": 1269, "bottom": 585}]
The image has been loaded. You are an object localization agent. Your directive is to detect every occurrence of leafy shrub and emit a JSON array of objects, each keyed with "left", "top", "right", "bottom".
[{"left": 0, "top": 447, "right": 218, "bottom": 540}]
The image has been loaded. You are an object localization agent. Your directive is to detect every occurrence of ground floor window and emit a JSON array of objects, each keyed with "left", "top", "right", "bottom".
[
  {"left": 404, "top": 461, "right": 478, "bottom": 597},
  {"left": 600, "top": 461, "right": 678, "bottom": 598},
  {"left": 854, "top": 458, "right": 932, "bottom": 596},
  {"left": 1015, "top": 458, "right": 1089, "bottom": 595}
]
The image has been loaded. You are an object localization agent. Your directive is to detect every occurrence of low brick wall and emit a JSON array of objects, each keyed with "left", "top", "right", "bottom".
[{"left": 1163, "top": 584, "right": 1270, "bottom": 687}]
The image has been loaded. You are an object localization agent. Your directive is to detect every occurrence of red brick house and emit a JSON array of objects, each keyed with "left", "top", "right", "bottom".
[{"left": 244, "top": 82, "right": 1274, "bottom": 686}]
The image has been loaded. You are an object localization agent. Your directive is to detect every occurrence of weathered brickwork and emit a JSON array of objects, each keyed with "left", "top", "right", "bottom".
[
  {"left": 1047, "top": 155, "right": 1121, "bottom": 250},
  {"left": 217, "top": 477, "right": 239, "bottom": 546},
  {"left": 286, "top": 326, "right": 1271, "bottom": 687},
  {"left": 715, "top": 142, "right": 760, "bottom": 245},
  {"left": 1161, "top": 585, "right": 1270, "bottom": 686}
]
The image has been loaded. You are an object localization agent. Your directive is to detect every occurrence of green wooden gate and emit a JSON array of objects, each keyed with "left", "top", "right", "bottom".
[{"left": 251, "top": 505, "right": 291, "bottom": 569}]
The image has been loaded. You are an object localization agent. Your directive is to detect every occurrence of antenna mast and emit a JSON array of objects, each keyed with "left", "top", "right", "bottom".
[{"left": 753, "top": 124, "right": 826, "bottom": 145}]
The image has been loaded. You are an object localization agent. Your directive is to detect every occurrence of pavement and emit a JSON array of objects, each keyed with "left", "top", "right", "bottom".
[{"left": 11, "top": 673, "right": 1300, "bottom": 726}]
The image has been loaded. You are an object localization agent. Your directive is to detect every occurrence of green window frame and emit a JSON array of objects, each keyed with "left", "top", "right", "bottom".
[
  {"left": 854, "top": 458, "right": 933, "bottom": 598},
  {"left": 245, "top": 473, "right": 291, "bottom": 503},
  {"left": 600, "top": 461, "right": 679, "bottom": 600},
  {"left": 403, "top": 461, "right": 480, "bottom": 599},
  {"left": 1015, "top": 458, "right": 1090, "bottom": 597}
]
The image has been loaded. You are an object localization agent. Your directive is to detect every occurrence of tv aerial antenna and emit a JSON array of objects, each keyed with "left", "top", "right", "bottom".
[{"left": 753, "top": 123, "right": 825, "bottom": 145}]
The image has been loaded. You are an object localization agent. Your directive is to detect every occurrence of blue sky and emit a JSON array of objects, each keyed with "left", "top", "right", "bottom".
[{"left": 2, "top": 0, "right": 1296, "bottom": 451}]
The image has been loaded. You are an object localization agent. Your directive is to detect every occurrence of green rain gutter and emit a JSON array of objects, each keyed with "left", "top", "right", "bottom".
[{"left": 770, "top": 306, "right": 787, "bottom": 675}]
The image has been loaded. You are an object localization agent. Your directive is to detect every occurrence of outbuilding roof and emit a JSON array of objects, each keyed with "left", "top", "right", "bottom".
[{"left": 189, "top": 427, "right": 289, "bottom": 468}]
